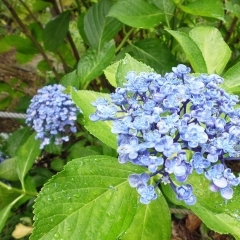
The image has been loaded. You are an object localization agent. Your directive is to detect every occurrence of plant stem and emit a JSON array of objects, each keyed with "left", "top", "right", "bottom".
[
  {"left": 74, "top": 0, "right": 81, "bottom": 14},
  {"left": 0, "top": 181, "right": 38, "bottom": 197},
  {"left": 116, "top": 28, "right": 134, "bottom": 53},
  {"left": 225, "top": 16, "right": 238, "bottom": 43}
]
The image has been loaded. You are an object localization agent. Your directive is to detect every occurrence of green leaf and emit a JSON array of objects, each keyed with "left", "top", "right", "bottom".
[
  {"left": 4, "top": 35, "right": 39, "bottom": 54},
  {"left": 116, "top": 54, "right": 154, "bottom": 87},
  {"left": 189, "top": 27, "right": 231, "bottom": 74},
  {"left": 130, "top": 39, "right": 177, "bottom": 74},
  {"left": 44, "top": 140, "right": 62, "bottom": 155},
  {"left": 60, "top": 70, "right": 79, "bottom": 89},
  {"left": 121, "top": 188, "right": 171, "bottom": 240},
  {"left": 0, "top": 182, "right": 21, "bottom": 209},
  {"left": 0, "top": 38, "right": 11, "bottom": 53},
  {"left": 50, "top": 159, "right": 65, "bottom": 172},
  {"left": 16, "top": 52, "right": 35, "bottom": 64},
  {"left": 84, "top": 0, "right": 122, "bottom": 50},
  {"left": 24, "top": 175, "right": 37, "bottom": 195},
  {"left": 43, "top": 11, "right": 70, "bottom": 51},
  {"left": 69, "top": 142, "right": 102, "bottom": 159},
  {"left": 152, "top": 0, "right": 175, "bottom": 26},
  {"left": 77, "top": 13, "right": 89, "bottom": 45},
  {"left": 225, "top": 2, "right": 240, "bottom": 18},
  {"left": 71, "top": 90, "right": 117, "bottom": 149},
  {"left": 77, "top": 41, "right": 115, "bottom": 88},
  {"left": 32, "top": 0, "right": 52, "bottom": 11},
  {"left": 7, "top": 127, "right": 32, "bottom": 157},
  {"left": 161, "top": 173, "right": 240, "bottom": 239},
  {"left": 166, "top": 29, "right": 207, "bottom": 73},
  {"left": 37, "top": 60, "right": 51, "bottom": 71},
  {"left": 15, "top": 133, "right": 41, "bottom": 188},
  {"left": 0, "top": 195, "right": 24, "bottom": 232},
  {"left": 104, "top": 61, "right": 120, "bottom": 87},
  {"left": 177, "top": 0, "right": 224, "bottom": 20},
  {"left": 31, "top": 156, "right": 144, "bottom": 240},
  {"left": 0, "top": 158, "right": 18, "bottom": 181},
  {"left": 29, "top": 22, "right": 43, "bottom": 42},
  {"left": 222, "top": 62, "right": 240, "bottom": 94},
  {"left": 30, "top": 167, "right": 53, "bottom": 188},
  {"left": 108, "top": 0, "right": 162, "bottom": 29}
]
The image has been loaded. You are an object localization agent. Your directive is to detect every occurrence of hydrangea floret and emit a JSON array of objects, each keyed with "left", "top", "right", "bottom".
[
  {"left": 26, "top": 84, "right": 79, "bottom": 149},
  {"left": 90, "top": 64, "right": 240, "bottom": 205}
]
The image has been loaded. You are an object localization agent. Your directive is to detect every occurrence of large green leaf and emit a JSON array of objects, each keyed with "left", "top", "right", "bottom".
[
  {"left": 77, "top": 41, "right": 115, "bottom": 88},
  {"left": 60, "top": 70, "right": 79, "bottom": 89},
  {"left": 130, "top": 39, "right": 177, "bottom": 74},
  {"left": 77, "top": 12, "right": 89, "bottom": 45},
  {"left": 84, "top": 0, "right": 122, "bottom": 50},
  {"left": 71, "top": 90, "right": 117, "bottom": 149},
  {"left": 31, "top": 156, "right": 145, "bottom": 240},
  {"left": 152, "top": 0, "right": 175, "bottom": 26},
  {"left": 108, "top": 0, "right": 162, "bottom": 29},
  {"left": 43, "top": 11, "right": 70, "bottom": 51},
  {"left": 161, "top": 173, "right": 240, "bottom": 239},
  {"left": 116, "top": 54, "right": 154, "bottom": 87},
  {"left": 166, "top": 29, "right": 207, "bottom": 73},
  {"left": 222, "top": 62, "right": 240, "bottom": 94},
  {"left": 7, "top": 127, "right": 31, "bottom": 157},
  {"left": 189, "top": 27, "right": 231, "bottom": 74},
  {"left": 0, "top": 157, "right": 18, "bottom": 181},
  {"left": 15, "top": 133, "right": 41, "bottom": 189},
  {"left": 121, "top": 188, "right": 171, "bottom": 240},
  {"left": 0, "top": 194, "right": 24, "bottom": 232},
  {"left": 177, "top": 0, "right": 224, "bottom": 20}
]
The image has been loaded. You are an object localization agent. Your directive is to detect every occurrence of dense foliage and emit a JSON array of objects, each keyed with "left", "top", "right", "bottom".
[{"left": 1, "top": 0, "right": 240, "bottom": 239}]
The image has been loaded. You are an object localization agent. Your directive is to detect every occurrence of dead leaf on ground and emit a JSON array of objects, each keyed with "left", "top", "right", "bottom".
[{"left": 12, "top": 223, "right": 33, "bottom": 239}]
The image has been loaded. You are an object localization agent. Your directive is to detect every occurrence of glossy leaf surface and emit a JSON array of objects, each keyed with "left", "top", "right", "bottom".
[
  {"left": 31, "top": 156, "right": 143, "bottom": 239},
  {"left": 84, "top": 0, "right": 122, "bottom": 50},
  {"left": 71, "top": 90, "right": 117, "bottom": 149},
  {"left": 43, "top": 11, "right": 70, "bottom": 51},
  {"left": 77, "top": 41, "right": 115, "bottom": 88}
]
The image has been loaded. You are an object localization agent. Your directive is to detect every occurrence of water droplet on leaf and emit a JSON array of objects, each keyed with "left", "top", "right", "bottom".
[{"left": 54, "top": 232, "right": 60, "bottom": 239}]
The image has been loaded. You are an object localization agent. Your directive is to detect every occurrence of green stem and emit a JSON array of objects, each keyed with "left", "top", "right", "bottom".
[
  {"left": 0, "top": 182, "right": 38, "bottom": 197},
  {"left": 81, "top": 0, "right": 90, "bottom": 9},
  {"left": 116, "top": 28, "right": 135, "bottom": 53},
  {"left": 225, "top": 16, "right": 238, "bottom": 43},
  {"left": 74, "top": 0, "right": 81, "bottom": 14}
]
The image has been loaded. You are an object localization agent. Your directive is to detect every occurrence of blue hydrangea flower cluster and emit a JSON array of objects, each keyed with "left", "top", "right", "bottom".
[
  {"left": 26, "top": 84, "right": 79, "bottom": 149},
  {"left": 90, "top": 64, "right": 240, "bottom": 205}
]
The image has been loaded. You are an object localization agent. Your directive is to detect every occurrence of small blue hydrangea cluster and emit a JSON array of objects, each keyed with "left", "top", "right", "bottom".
[
  {"left": 26, "top": 84, "right": 79, "bottom": 149},
  {"left": 90, "top": 64, "right": 240, "bottom": 205}
]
